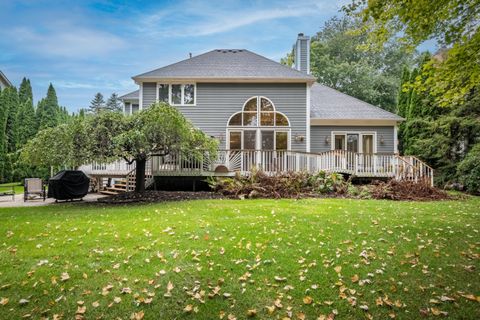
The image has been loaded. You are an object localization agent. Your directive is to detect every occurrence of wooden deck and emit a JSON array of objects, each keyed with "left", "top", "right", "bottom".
[{"left": 79, "top": 150, "right": 434, "bottom": 191}]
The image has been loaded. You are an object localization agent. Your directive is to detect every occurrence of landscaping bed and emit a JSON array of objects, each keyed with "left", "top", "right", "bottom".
[
  {"left": 97, "top": 190, "right": 224, "bottom": 204},
  {"left": 209, "top": 170, "right": 453, "bottom": 201}
]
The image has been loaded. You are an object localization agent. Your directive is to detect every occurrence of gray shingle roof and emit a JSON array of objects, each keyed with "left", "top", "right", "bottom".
[
  {"left": 133, "top": 49, "right": 315, "bottom": 81},
  {"left": 0, "top": 70, "right": 12, "bottom": 87},
  {"left": 310, "top": 83, "right": 403, "bottom": 121},
  {"left": 119, "top": 90, "right": 139, "bottom": 100}
]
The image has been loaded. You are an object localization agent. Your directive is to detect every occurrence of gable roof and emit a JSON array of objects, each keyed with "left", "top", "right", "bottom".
[
  {"left": 310, "top": 83, "right": 403, "bottom": 121},
  {"left": 119, "top": 90, "right": 139, "bottom": 100},
  {"left": 133, "top": 49, "right": 315, "bottom": 82},
  {"left": 0, "top": 70, "right": 12, "bottom": 87}
]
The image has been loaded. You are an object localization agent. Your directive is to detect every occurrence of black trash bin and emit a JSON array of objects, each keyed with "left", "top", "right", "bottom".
[{"left": 48, "top": 170, "right": 90, "bottom": 201}]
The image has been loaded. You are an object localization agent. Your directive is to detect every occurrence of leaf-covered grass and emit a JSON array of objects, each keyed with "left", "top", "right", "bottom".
[{"left": 0, "top": 198, "right": 479, "bottom": 319}]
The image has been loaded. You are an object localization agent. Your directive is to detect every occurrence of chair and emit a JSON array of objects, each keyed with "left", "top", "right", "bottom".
[{"left": 24, "top": 178, "right": 46, "bottom": 202}]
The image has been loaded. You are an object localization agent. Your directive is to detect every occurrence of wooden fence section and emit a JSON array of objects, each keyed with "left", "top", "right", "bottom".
[{"left": 80, "top": 150, "right": 434, "bottom": 186}]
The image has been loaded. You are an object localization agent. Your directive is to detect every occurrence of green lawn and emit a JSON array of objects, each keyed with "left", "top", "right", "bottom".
[
  {"left": 0, "top": 182, "right": 24, "bottom": 195},
  {"left": 0, "top": 198, "right": 479, "bottom": 319}
]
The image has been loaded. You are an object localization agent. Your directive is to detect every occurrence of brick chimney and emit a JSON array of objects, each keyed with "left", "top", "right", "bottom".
[{"left": 293, "top": 33, "right": 310, "bottom": 74}]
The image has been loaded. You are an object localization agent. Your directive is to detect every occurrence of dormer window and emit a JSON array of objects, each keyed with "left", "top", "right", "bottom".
[{"left": 157, "top": 83, "right": 196, "bottom": 106}]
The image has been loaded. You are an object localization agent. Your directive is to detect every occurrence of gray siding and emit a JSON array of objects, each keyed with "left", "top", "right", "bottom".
[
  {"left": 311, "top": 126, "right": 395, "bottom": 153},
  {"left": 142, "top": 82, "right": 156, "bottom": 108},
  {"left": 143, "top": 82, "right": 307, "bottom": 151},
  {"left": 299, "top": 39, "right": 308, "bottom": 74}
]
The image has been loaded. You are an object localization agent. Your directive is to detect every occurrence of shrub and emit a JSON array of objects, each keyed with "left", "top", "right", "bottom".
[
  {"left": 308, "top": 171, "right": 346, "bottom": 194},
  {"left": 457, "top": 143, "right": 480, "bottom": 194}
]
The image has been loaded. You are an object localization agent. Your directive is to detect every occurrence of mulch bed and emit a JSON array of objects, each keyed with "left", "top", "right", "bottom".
[{"left": 97, "top": 190, "right": 224, "bottom": 204}]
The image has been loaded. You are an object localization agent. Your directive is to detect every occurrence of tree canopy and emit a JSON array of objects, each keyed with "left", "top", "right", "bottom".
[
  {"left": 21, "top": 103, "right": 218, "bottom": 192},
  {"left": 284, "top": 15, "right": 414, "bottom": 111},
  {"left": 344, "top": 0, "right": 480, "bottom": 107}
]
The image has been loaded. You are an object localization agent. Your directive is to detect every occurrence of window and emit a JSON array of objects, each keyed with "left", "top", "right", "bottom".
[
  {"left": 158, "top": 84, "right": 169, "bottom": 102},
  {"left": 171, "top": 85, "right": 182, "bottom": 104},
  {"left": 332, "top": 132, "right": 376, "bottom": 153},
  {"left": 157, "top": 84, "right": 196, "bottom": 105},
  {"left": 226, "top": 96, "right": 291, "bottom": 150},
  {"left": 184, "top": 84, "right": 195, "bottom": 104},
  {"left": 131, "top": 103, "right": 139, "bottom": 114},
  {"left": 228, "top": 97, "right": 290, "bottom": 127}
]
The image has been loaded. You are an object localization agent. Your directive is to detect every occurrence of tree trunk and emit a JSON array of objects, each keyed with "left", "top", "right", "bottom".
[{"left": 135, "top": 157, "right": 146, "bottom": 193}]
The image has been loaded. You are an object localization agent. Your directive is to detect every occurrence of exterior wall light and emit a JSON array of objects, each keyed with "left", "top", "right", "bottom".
[
  {"left": 294, "top": 134, "right": 305, "bottom": 142},
  {"left": 325, "top": 136, "right": 330, "bottom": 144},
  {"left": 380, "top": 135, "right": 385, "bottom": 144}
]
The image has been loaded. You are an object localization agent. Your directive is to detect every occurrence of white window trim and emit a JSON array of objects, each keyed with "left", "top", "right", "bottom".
[
  {"left": 306, "top": 84, "right": 311, "bottom": 152},
  {"left": 331, "top": 131, "right": 377, "bottom": 154},
  {"left": 227, "top": 96, "right": 291, "bottom": 127},
  {"left": 156, "top": 82, "right": 197, "bottom": 106},
  {"left": 225, "top": 96, "right": 292, "bottom": 150},
  {"left": 139, "top": 83, "right": 143, "bottom": 110},
  {"left": 226, "top": 128, "right": 291, "bottom": 151}
]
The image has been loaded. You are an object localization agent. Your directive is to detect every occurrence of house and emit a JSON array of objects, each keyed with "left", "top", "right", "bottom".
[
  {"left": 0, "top": 70, "right": 12, "bottom": 90},
  {"left": 82, "top": 34, "right": 432, "bottom": 192}
]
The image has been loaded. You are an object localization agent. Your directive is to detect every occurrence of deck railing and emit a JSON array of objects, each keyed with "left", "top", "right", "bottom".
[{"left": 80, "top": 150, "right": 434, "bottom": 186}]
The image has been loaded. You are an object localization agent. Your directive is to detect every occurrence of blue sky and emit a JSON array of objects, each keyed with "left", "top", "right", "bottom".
[{"left": 0, "top": 0, "right": 433, "bottom": 112}]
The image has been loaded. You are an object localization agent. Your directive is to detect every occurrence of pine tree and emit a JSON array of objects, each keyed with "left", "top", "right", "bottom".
[
  {"left": 17, "top": 78, "right": 37, "bottom": 146},
  {"left": 38, "top": 84, "right": 60, "bottom": 130},
  {"left": 105, "top": 93, "right": 122, "bottom": 112},
  {"left": 89, "top": 93, "right": 105, "bottom": 114}
]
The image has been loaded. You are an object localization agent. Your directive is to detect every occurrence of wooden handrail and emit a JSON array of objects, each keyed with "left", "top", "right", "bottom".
[{"left": 79, "top": 150, "right": 434, "bottom": 186}]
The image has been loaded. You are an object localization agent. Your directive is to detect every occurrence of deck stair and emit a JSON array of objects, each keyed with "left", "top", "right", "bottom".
[{"left": 100, "top": 179, "right": 128, "bottom": 195}]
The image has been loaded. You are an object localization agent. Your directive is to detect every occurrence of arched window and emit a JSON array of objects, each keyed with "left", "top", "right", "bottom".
[
  {"left": 226, "top": 97, "right": 290, "bottom": 150},
  {"left": 227, "top": 97, "right": 290, "bottom": 127}
]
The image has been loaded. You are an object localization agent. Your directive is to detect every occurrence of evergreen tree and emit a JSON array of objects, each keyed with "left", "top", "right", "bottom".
[
  {"left": 396, "top": 67, "right": 410, "bottom": 118},
  {"left": 38, "top": 84, "right": 59, "bottom": 130},
  {"left": 105, "top": 93, "right": 122, "bottom": 112},
  {"left": 4, "top": 86, "right": 19, "bottom": 153},
  {"left": 17, "top": 78, "right": 37, "bottom": 146},
  {"left": 0, "top": 88, "right": 9, "bottom": 181},
  {"left": 18, "top": 78, "right": 33, "bottom": 105},
  {"left": 89, "top": 93, "right": 105, "bottom": 114}
]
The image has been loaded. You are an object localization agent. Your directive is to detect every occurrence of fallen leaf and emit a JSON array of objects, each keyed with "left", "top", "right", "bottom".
[
  {"left": 60, "top": 273, "right": 70, "bottom": 282},
  {"left": 0, "top": 297, "right": 8, "bottom": 306},
  {"left": 131, "top": 311, "right": 145, "bottom": 320},
  {"left": 303, "top": 296, "right": 313, "bottom": 305},
  {"left": 334, "top": 266, "right": 342, "bottom": 273},
  {"left": 247, "top": 309, "right": 257, "bottom": 317}
]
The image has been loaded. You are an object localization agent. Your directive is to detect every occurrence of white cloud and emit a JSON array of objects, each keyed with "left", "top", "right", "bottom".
[
  {"left": 138, "top": 1, "right": 323, "bottom": 38},
  {"left": 6, "top": 26, "right": 126, "bottom": 58}
]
